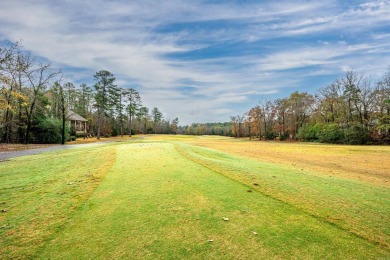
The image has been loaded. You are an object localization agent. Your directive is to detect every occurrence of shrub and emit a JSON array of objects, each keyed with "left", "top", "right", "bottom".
[
  {"left": 76, "top": 132, "right": 87, "bottom": 138},
  {"left": 31, "top": 117, "right": 69, "bottom": 144},
  {"left": 147, "top": 127, "right": 154, "bottom": 134},
  {"left": 265, "top": 131, "right": 276, "bottom": 140},
  {"left": 279, "top": 133, "right": 289, "bottom": 141},
  {"left": 101, "top": 123, "right": 112, "bottom": 137},
  {"left": 343, "top": 124, "right": 370, "bottom": 145},
  {"left": 111, "top": 128, "right": 118, "bottom": 137},
  {"left": 70, "top": 125, "right": 76, "bottom": 136},
  {"left": 298, "top": 123, "right": 349, "bottom": 144},
  {"left": 297, "top": 124, "right": 320, "bottom": 141},
  {"left": 318, "top": 124, "right": 344, "bottom": 143}
]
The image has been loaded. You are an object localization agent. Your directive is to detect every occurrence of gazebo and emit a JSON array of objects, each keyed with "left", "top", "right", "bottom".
[{"left": 67, "top": 110, "right": 88, "bottom": 134}]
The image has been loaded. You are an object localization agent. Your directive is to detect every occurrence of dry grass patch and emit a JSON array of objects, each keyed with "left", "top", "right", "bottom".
[
  {"left": 0, "top": 143, "right": 53, "bottom": 152},
  {"left": 188, "top": 136, "right": 390, "bottom": 186},
  {"left": 175, "top": 141, "right": 390, "bottom": 250}
]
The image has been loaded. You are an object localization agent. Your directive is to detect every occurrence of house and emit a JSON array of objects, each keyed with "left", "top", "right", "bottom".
[{"left": 67, "top": 110, "right": 88, "bottom": 134}]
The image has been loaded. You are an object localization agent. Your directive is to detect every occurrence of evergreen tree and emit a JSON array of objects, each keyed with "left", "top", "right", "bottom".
[{"left": 93, "top": 70, "right": 116, "bottom": 139}]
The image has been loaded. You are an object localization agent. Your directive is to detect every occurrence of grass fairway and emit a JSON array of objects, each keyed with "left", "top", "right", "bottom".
[{"left": 1, "top": 136, "right": 389, "bottom": 259}]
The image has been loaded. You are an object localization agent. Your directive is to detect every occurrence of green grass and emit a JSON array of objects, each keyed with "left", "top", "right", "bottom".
[
  {"left": 175, "top": 143, "right": 390, "bottom": 249},
  {"left": 0, "top": 143, "right": 116, "bottom": 258},
  {"left": 0, "top": 137, "right": 389, "bottom": 259}
]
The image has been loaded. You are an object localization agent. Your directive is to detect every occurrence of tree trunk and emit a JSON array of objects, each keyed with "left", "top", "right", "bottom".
[
  {"left": 97, "top": 106, "right": 101, "bottom": 140},
  {"left": 61, "top": 103, "right": 65, "bottom": 145},
  {"left": 257, "top": 122, "right": 260, "bottom": 140},
  {"left": 25, "top": 116, "right": 32, "bottom": 144},
  {"left": 17, "top": 106, "right": 24, "bottom": 143},
  {"left": 129, "top": 113, "right": 132, "bottom": 137},
  {"left": 24, "top": 101, "right": 36, "bottom": 144},
  {"left": 128, "top": 100, "right": 133, "bottom": 137},
  {"left": 61, "top": 112, "right": 65, "bottom": 145},
  {"left": 2, "top": 108, "right": 12, "bottom": 143}
]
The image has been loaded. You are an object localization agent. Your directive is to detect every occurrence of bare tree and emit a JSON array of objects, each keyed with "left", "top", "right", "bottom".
[
  {"left": 1, "top": 43, "right": 31, "bottom": 143},
  {"left": 248, "top": 105, "right": 263, "bottom": 139},
  {"left": 230, "top": 114, "right": 244, "bottom": 138},
  {"left": 24, "top": 62, "right": 60, "bottom": 143}
]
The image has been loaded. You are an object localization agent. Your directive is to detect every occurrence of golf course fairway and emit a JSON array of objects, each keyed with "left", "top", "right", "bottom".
[{"left": 1, "top": 136, "right": 389, "bottom": 259}]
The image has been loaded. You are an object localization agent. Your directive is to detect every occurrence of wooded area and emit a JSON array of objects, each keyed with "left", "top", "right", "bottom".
[
  {"left": 1, "top": 41, "right": 389, "bottom": 145},
  {"left": 234, "top": 70, "right": 390, "bottom": 144},
  {"left": 179, "top": 70, "right": 390, "bottom": 144},
  {"left": 0, "top": 42, "right": 178, "bottom": 144}
]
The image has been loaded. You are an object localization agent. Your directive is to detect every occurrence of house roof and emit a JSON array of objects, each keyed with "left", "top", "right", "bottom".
[{"left": 67, "top": 110, "right": 88, "bottom": 122}]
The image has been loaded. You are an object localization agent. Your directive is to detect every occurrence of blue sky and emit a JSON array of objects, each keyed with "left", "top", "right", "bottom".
[{"left": 1, "top": 0, "right": 389, "bottom": 125}]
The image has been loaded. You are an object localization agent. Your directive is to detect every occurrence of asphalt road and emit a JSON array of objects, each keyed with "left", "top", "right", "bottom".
[
  {"left": 0, "top": 145, "right": 72, "bottom": 161},
  {"left": 0, "top": 136, "right": 147, "bottom": 161}
]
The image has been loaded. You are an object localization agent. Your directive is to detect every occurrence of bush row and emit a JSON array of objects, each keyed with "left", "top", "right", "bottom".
[{"left": 297, "top": 123, "right": 370, "bottom": 144}]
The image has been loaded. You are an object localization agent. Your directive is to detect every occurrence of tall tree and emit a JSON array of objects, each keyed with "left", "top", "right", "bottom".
[
  {"left": 49, "top": 81, "right": 67, "bottom": 144},
  {"left": 75, "top": 83, "right": 92, "bottom": 118},
  {"left": 64, "top": 82, "right": 76, "bottom": 110},
  {"left": 151, "top": 107, "right": 163, "bottom": 133},
  {"left": 287, "top": 92, "right": 314, "bottom": 139},
  {"left": 260, "top": 101, "right": 274, "bottom": 139},
  {"left": 230, "top": 114, "right": 244, "bottom": 138},
  {"left": 171, "top": 117, "right": 179, "bottom": 134},
  {"left": 125, "top": 88, "right": 141, "bottom": 137},
  {"left": 138, "top": 106, "right": 149, "bottom": 134},
  {"left": 93, "top": 70, "right": 116, "bottom": 140},
  {"left": 373, "top": 68, "right": 390, "bottom": 140},
  {"left": 52, "top": 81, "right": 67, "bottom": 145},
  {"left": 115, "top": 87, "right": 127, "bottom": 137},
  {"left": 244, "top": 112, "right": 253, "bottom": 140},
  {"left": 1, "top": 43, "right": 31, "bottom": 143},
  {"left": 341, "top": 71, "right": 364, "bottom": 126},
  {"left": 248, "top": 105, "right": 263, "bottom": 139},
  {"left": 24, "top": 62, "right": 59, "bottom": 143},
  {"left": 316, "top": 82, "right": 344, "bottom": 124}
]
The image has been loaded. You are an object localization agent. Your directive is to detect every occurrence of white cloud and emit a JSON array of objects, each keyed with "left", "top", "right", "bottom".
[{"left": 0, "top": 0, "right": 389, "bottom": 124}]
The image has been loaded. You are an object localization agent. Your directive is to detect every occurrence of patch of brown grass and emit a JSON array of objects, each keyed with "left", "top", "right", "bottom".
[
  {"left": 67, "top": 135, "right": 142, "bottom": 145},
  {"left": 189, "top": 137, "right": 390, "bottom": 187},
  {"left": 0, "top": 144, "right": 53, "bottom": 152}
]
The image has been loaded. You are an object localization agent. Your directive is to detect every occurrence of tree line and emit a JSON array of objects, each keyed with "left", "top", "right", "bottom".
[
  {"left": 0, "top": 42, "right": 179, "bottom": 144},
  {"left": 178, "top": 70, "right": 390, "bottom": 144},
  {"left": 2, "top": 41, "right": 389, "bottom": 145},
  {"left": 229, "top": 70, "right": 390, "bottom": 144},
  {"left": 177, "top": 122, "right": 232, "bottom": 136}
]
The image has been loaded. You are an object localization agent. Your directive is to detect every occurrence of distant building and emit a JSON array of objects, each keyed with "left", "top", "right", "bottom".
[{"left": 67, "top": 110, "right": 88, "bottom": 134}]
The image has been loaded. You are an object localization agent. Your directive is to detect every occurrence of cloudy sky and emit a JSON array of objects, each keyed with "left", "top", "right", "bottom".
[{"left": 1, "top": 0, "right": 389, "bottom": 125}]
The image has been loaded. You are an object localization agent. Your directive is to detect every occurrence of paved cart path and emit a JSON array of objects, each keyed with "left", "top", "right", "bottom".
[
  {"left": 0, "top": 142, "right": 115, "bottom": 161},
  {"left": 0, "top": 145, "right": 70, "bottom": 160},
  {"left": 0, "top": 137, "right": 146, "bottom": 161}
]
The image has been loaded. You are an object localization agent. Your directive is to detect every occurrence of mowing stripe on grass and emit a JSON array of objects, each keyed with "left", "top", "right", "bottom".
[
  {"left": 38, "top": 142, "right": 387, "bottom": 259},
  {"left": 0, "top": 145, "right": 116, "bottom": 259},
  {"left": 174, "top": 142, "right": 390, "bottom": 251}
]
